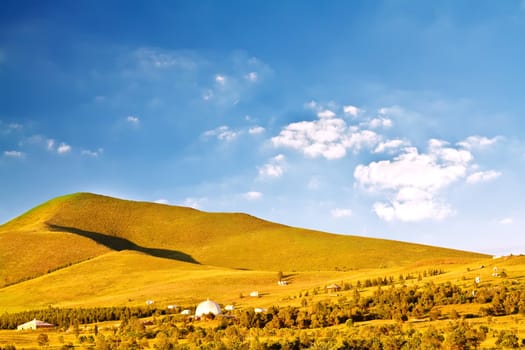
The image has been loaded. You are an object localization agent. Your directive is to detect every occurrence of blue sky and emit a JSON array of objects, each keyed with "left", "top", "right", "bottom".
[{"left": 1, "top": 1, "right": 524, "bottom": 255}]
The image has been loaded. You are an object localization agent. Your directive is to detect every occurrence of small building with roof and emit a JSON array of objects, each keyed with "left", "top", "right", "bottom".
[
  {"left": 195, "top": 299, "right": 222, "bottom": 318},
  {"left": 17, "top": 319, "right": 55, "bottom": 331},
  {"left": 325, "top": 283, "right": 342, "bottom": 293}
]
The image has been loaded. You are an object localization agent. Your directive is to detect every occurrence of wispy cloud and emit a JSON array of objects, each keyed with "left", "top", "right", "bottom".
[
  {"left": 331, "top": 208, "right": 353, "bottom": 218},
  {"left": 499, "top": 217, "right": 513, "bottom": 225},
  {"left": 374, "top": 139, "right": 409, "bottom": 154},
  {"left": 243, "top": 191, "right": 263, "bottom": 200},
  {"left": 81, "top": 148, "right": 104, "bottom": 157},
  {"left": 3, "top": 150, "right": 24, "bottom": 158},
  {"left": 458, "top": 135, "right": 501, "bottom": 150},
  {"left": 203, "top": 126, "right": 240, "bottom": 142},
  {"left": 134, "top": 48, "right": 197, "bottom": 70},
  {"left": 154, "top": 199, "right": 170, "bottom": 205},
  {"left": 244, "top": 72, "right": 258, "bottom": 82},
  {"left": 466, "top": 170, "right": 502, "bottom": 184},
  {"left": 0, "top": 121, "right": 23, "bottom": 134},
  {"left": 126, "top": 116, "right": 140, "bottom": 126},
  {"left": 182, "top": 197, "right": 207, "bottom": 209}
]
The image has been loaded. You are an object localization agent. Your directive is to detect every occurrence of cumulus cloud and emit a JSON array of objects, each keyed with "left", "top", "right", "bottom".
[
  {"left": 367, "top": 117, "right": 393, "bottom": 129},
  {"left": 355, "top": 140, "right": 474, "bottom": 222},
  {"left": 317, "top": 109, "right": 336, "bottom": 119},
  {"left": 458, "top": 136, "right": 500, "bottom": 150},
  {"left": 272, "top": 114, "right": 380, "bottom": 160},
  {"left": 203, "top": 125, "right": 239, "bottom": 142},
  {"left": 248, "top": 126, "right": 265, "bottom": 135},
  {"left": 3, "top": 150, "right": 24, "bottom": 158},
  {"left": 343, "top": 105, "right": 360, "bottom": 117},
  {"left": 57, "top": 142, "right": 72, "bottom": 155},
  {"left": 258, "top": 154, "right": 286, "bottom": 179},
  {"left": 466, "top": 170, "right": 502, "bottom": 184},
  {"left": 243, "top": 191, "right": 263, "bottom": 200},
  {"left": 331, "top": 208, "right": 353, "bottom": 218}
]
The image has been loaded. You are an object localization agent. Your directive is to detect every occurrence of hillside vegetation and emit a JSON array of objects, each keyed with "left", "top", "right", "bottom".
[{"left": 0, "top": 193, "right": 487, "bottom": 280}]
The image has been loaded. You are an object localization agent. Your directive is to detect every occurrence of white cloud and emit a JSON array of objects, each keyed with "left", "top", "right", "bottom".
[
  {"left": 0, "top": 122, "right": 23, "bottom": 134},
  {"left": 248, "top": 126, "right": 265, "bottom": 135},
  {"left": 154, "top": 199, "right": 170, "bottom": 205},
  {"left": 331, "top": 208, "right": 353, "bottom": 218},
  {"left": 466, "top": 170, "right": 502, "bottom": 184},
  {"left": 245, "top": 72, "right": 258, "bottom": 82},
  {"left": 272, "top": 116, "right": 380, "bottom": 160},
  {"left": 258, "top": 154, "right": 286, "bottom": 179},
  {"left": 374, "top": 139, "right": 409, "bottom": 153},
  {"left": 355, "top": 140, "right": 474, "bottom": 222},
  {"left": 81, "top": 148, "right": 104, "bottom": 157},
  {"left": 57, "top": 142, "right": 72, "bottom": 155},
  {"left": 317, "top": 109, "right": 336, "bottom": 119},
  {"left": 378, "top": 105, "right": 404, "bottom": 117},
  {"left": 46, "top": 139, "right": 55, "bottom": 151},
  {"left": 202, "top": 89, "right": 214, "bottom": 101},
  {"left": 499, "top": 217, "right": 513, "bottom": 225},
  {"left": 126, "top": 116, "right": 140, "bottom": 125},
  {"left": 203, "top": 125, "right": 239, "bottom": 142},
  {"left": 367, "top": 117, "right": 393, "bottom": 129},
  {"left": 307, "top": 176, "right": 321, "bottom": 190},
  {"left": 458, "top": 136, "right": 500, "bottom": 150},
  {"left": 243, "top": 191, "right": 263, "bottom": 200},
  {"left": 3, "top": 150, "right": 24, "bottom": 158},
  {"left": 134, "top": 48, "right": 196, "bottom": 70},
  {"left": 182, "top": 197, "right": 207, "bottom": 209},
  {"left": 305, "top": 100, "right": 318, "bottom": 110},
  {"left": 343, "top": 105, "right": 360, "bottom": 117},
  {"left": 215, "top": 74, "right": 226, "bottom": 85},
  {"left": 373, "top": 199, "right": 453, "bottom": 222}
]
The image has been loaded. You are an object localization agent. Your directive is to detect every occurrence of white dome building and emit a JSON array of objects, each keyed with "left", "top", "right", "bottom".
[{"left": 195, "top": 299, "right": 222, "bottom": 317}]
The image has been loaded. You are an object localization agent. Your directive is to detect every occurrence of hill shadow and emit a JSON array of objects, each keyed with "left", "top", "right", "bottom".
[{"left": 47, "top": 223, "right": 200, "bottom": 264}]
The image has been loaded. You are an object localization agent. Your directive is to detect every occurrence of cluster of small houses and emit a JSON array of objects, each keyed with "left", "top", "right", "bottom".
[{"left": 16, "top": 282, "right": 344, "bottom": 331}]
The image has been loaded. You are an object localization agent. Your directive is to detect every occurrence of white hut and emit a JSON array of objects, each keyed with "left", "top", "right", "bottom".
[
  {"left": 17, "top": 319, "right": 54, "bottom": 331},
  {"left": 195, "top": 299, "right": 222, "bottom": 317}
]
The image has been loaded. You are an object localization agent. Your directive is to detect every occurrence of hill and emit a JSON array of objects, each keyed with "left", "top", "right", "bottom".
[{"left": 0, "top": 193, "right": 488, "bottom": 290}]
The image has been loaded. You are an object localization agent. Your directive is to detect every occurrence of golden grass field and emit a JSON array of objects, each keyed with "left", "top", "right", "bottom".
[{"left": 1, "top": 193, "right": 523, "bottom": 348}]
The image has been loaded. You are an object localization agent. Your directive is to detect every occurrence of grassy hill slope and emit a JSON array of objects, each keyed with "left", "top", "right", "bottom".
[{"left": 0, "top": 193, "right": 488, "bottom": 287}]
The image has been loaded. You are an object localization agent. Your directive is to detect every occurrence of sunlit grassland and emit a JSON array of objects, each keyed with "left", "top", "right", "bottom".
[
  {"left": 0, "top": 230, "right": 110, "bottom": 288},
  {"left": 0, "top": 192, "right": 488, "bottom": 288}
]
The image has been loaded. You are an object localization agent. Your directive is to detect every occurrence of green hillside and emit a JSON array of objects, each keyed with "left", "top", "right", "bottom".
[{"left": 0, "top": 192, "right": 488, "bottom": 288}]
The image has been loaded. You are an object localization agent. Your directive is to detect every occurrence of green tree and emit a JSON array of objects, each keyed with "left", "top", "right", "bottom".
[{"left": 37, "top": 333, "right": 49, "bottom": 348}]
